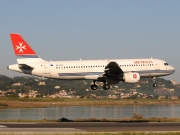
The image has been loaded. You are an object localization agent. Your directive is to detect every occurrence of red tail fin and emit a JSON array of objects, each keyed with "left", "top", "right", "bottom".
[{"left": 10, "top": 33, "right": 36, "bottom": 56}]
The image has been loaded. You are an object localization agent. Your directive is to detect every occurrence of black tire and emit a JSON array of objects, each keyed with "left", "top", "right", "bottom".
[
  {"left": 91, "top": 84, "right": 97, "bottom": 90},
  {"left": 103, "top": 84, "right": 110, "bottom": 90},
  {"left": 153, "top": 83, "right": 157, "bottom": 87}
]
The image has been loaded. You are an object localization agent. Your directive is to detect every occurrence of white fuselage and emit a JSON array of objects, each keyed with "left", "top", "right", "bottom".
[{"left": 8, "top": 58, "right": 175, "bottom": 80}]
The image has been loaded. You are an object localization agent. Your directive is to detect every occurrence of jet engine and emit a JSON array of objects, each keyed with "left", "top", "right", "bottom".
[{"left": 123, "top": 72, "right": 140, "bottom": 83}]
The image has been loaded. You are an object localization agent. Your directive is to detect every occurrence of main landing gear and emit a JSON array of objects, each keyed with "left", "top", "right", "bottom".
[
  {"left": 91, "top": 84, "right": 98, "bottom": 90},
  {"left": 103, "top": 83, "right": 110, "bottom": 90},
  {"left": 91, "top": 80, "right": 98, "bottom": 90},
  {"left": 90, "top": 81, "right": 110, "bottom": 90}
]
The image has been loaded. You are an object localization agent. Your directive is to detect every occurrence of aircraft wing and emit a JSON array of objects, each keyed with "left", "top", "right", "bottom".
[{"left": 103, "top": 61, "right": 124, "bottom": 83}]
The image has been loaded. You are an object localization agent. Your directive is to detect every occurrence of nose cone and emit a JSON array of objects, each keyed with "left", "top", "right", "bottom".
[{"left": 170, "top": 66, "right": 175, "bottom": 74}]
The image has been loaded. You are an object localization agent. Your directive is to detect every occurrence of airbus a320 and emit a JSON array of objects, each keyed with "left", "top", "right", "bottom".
[{"left": 8, "top": 33, "right": 175, "bottom": 90}]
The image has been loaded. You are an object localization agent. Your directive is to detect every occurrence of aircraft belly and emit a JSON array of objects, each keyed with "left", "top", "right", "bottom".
[
  {"left": 59, "top": 76, "right": 84, "bottom": 80},
  {"left": 58, "top": 72, "right": 102, "bottom": 80},
  {"left": 140, "top": 72, "right": 171, "bottom": 77}
]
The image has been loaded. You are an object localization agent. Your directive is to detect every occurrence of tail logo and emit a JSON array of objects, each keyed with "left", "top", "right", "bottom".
[
  {"left": 133, "top": 74, "right": 137, "bottom": 79},
  {"left": 16, "top": 42, "right": 26, "bottom": 53},
  {"left": 10, "top": 33, "right": 36, "bottom": 55}
]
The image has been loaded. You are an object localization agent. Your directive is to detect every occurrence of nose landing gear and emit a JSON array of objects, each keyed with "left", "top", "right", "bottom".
[
  {"left": 152, "top": 77, "right": 157, "bottom": 87},
  {"left": 153, "top": 83, "right": 157, "bottom": 87}
]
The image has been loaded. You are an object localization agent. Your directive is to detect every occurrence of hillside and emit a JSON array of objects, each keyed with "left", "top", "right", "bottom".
[{"left": 0, "top": 74, "right": 180, "bottom": 98}]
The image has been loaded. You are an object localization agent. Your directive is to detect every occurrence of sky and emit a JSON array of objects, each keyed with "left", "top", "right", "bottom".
[{"left": 0, "top": 0, "right": 180, "bottom": 82}]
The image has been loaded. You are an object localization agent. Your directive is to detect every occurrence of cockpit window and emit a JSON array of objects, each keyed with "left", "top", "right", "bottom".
[{"left": 164, "top": 63, "right": 169, "bottom": 66}]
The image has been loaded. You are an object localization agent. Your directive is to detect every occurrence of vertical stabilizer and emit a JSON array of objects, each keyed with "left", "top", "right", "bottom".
[{"left": 10, "top": 33, "right": 45, "bottom": 64}]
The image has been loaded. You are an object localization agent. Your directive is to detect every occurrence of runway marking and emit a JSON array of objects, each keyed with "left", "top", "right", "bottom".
[
  {"left": 0, "top": 125, "right": 7, "bottom": 128},
  {"left": 0, "top": 128, "right": 86, "bottom": 134}
]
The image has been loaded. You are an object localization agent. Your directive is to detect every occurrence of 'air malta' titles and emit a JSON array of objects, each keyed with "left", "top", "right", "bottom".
[{"left": 134, "top": 60, "right": 153, "bottom": 64}]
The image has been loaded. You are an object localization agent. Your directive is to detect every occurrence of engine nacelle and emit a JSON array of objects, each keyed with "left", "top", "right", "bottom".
[{"left": 123, "top": 72, "right": 140, "bottom": 83}]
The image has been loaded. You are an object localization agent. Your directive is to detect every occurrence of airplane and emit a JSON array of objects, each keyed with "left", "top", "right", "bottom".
[{"left": 8, "top": 33, "right": 175, "bottom": 90}]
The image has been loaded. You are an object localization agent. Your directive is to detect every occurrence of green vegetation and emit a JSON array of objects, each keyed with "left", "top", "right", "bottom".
[
  {"left": 0, "top": 102, "right": 8, "bottom": 109},
  {"left": 0, "top": 113, "right": 180, "bottom": 122},
  {"left": 0, "top": 117, "right": 180, "bottom": 123},
  {"left": 0, "top": 75, "right": 180, "bottom": 108},
  {"left": 0, "top": 98, "right": 180, "bottom": 109},
  {"left": 0, "top": 75, "right": 180, "bottom": 98}
]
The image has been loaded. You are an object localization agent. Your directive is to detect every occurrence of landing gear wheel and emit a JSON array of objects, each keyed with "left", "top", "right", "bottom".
[
  {"left": 91, "top": 84, "right": 98, "bottom": 90},
  {"left": 153, "top": 83, "right": 157, "bottom": 87},
  {"left": 152, "top": 77, "right": 157, "bottom": 87},
  {"left": 103, "top": 84, "right": 110, "bottom": 90}
]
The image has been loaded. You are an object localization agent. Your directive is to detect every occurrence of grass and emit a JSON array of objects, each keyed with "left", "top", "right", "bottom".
[
  {"left": 0, "top": 132, "right": 180, "bottom": 135},
  {"left": 0, "top": 98, "right": 180, "bottom": 108},
  {"left": 1, "top": 114, "right": 180, "bottom": 122},
  {"left": 70, "top": 117, "right": 180, "bottom": 122}
]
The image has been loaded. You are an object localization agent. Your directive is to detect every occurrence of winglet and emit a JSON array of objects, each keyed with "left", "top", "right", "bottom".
[{"left": 10, "top": 33, "right": 36, "bottom": 56}]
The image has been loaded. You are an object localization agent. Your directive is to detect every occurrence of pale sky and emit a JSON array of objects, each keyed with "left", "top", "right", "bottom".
[{"left": 0, "top": 0, "right": 179, "bottom": 82}]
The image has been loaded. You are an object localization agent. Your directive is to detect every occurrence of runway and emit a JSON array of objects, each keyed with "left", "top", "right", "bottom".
[{"left": 0, "top": 122, "right": 180, "bottom": 134}]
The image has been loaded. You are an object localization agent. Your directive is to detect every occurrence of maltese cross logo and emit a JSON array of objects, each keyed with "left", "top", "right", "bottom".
[
  {"left": 16, "top": 42, "right": 26, "bottom": 53},
  {"left": 133, "top": 74, "right": 137, "bottom": 79}
]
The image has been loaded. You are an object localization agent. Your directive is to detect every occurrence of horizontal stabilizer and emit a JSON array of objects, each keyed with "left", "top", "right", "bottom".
[{"left": 18, "top": 64, "right": 34, "bottom": 69}]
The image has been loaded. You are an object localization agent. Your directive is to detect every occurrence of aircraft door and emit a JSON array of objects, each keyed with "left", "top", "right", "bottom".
[
  {"left": 44, "top": 63, "right": 50, "bottom": 74},
  {"left": 154, "top": 60, "right": 160, "bottom": 70}
]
